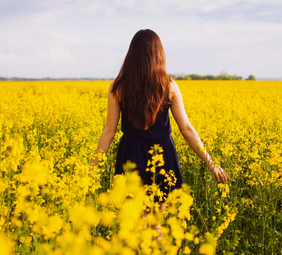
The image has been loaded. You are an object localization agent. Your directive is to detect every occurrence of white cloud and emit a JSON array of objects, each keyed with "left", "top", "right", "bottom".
[
  {"left": 74, "top": 0, "right": 282, "bottom": 18},
  {"left": 49, "top": 47, "right": 71, "bottom": 60},
  {"left": 0, "top": 0, "right": 282, "bottom": 78},
  {"left": 0, "top": 52, "right": 20, "bottom": 61},
  {"left": 47, "top": 32, "right": 86, "bottom": 45},
  {"left": 0, "top": 38, "right": 8, "bottom": 46},
  {"left": 39, "top": 46, "right": 72, "bottom": 61}
]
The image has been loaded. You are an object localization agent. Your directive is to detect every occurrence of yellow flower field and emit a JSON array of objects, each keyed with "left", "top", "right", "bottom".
[{"left": 0, "top": 80, "right": 281, "bottom": 254}]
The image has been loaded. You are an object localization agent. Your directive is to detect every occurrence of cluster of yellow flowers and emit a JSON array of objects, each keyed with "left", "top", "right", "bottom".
[
  {"left": 0, "top": 133, "right": 220, "bottom": 254},
  {"left": 174, "top": 81, "right": 282, "bottom": 254},
  {"left": 0, "top": 80, "right": 281, "bottom": 254}
]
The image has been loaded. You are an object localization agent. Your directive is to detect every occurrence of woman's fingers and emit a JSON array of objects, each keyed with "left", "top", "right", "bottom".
[
  {"left": 214, "top": 171, "right": 220, "bottom": 183},
  {"left": 224, "top": 172, "right": 229, "bottom": 183},
  {"left": 213, "top": 167, "right": 229, "bottom": 183},
  {"left": 219, "top": 170, "right": 227, "bottom": 183}
]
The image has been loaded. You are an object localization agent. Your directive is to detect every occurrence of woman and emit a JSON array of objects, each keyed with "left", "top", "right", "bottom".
[{"left": 91, "top": 29, "right": 229, "bottom": 202}]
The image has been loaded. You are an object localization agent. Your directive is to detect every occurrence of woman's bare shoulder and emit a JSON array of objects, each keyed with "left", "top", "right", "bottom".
[
  {"left": 169, "top": 79, "right": 180, "bottom": 101},
  {"left": 109, "top": 79, "right": 122, "bottom": 102},
  {"left": 109, "top": 79, "right": 116, "bottom": 90}
]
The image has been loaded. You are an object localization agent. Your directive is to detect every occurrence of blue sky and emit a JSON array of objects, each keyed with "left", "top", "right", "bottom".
[{"left": 0, "top": 0, "right": 282, "bottom": 79}]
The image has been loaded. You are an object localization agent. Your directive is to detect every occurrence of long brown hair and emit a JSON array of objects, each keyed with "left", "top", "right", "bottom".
[{"left": 111, "top": 29, "right": 171, "bottom": 130}]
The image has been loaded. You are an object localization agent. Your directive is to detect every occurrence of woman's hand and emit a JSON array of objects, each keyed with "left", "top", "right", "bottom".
[{"left": 209, "top": 165, "right": 229, "bottom": 184}]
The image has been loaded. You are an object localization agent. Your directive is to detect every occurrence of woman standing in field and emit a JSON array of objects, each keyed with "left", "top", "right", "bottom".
[{"left": 91, "top": 29, "right": 228, "bottom": 205}]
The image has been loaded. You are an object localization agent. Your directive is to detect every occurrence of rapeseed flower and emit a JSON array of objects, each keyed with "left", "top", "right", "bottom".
[{"left": 1, "top": 80, "right": 281, "bottom": 254}]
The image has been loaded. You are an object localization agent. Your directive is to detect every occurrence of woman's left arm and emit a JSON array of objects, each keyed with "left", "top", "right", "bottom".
[
  {"left": 170, "top": 80, "right": 229, "bottom": 183},
  {"left": 90, "top": 81, "right": 120, "bottom": 167}
]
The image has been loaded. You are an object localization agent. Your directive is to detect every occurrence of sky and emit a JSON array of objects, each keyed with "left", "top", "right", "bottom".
[{"left": 0, "top": 0, "right": 282, "bottom": 79}]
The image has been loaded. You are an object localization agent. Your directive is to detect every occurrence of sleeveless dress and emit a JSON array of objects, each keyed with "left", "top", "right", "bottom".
[{"left": 115, "top": 100, "right": 183, "bottom": 200}]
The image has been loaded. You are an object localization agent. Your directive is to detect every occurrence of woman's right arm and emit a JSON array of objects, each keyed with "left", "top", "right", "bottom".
[
  {"left": 90, "top": 81, "right": 120, "bottom": 169},
  {"left": 170, "top": 80, "right": 228, "bottom": 183}
]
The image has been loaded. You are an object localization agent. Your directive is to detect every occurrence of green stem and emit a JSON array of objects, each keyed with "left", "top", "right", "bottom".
[
  {"left": 193, "top": 203, "right": 209, "bottom": 232},
  {"left": 261, "top": 184, "right": 265, "bottom": 255}
]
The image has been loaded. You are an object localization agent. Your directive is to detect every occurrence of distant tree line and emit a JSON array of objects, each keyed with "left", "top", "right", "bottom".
[
  {"left": 0, "top": 76, "right": 35, "bottom": 81},
  {"left": 170, "top": 72, "right": 256, "bottom": 81},
  {"left": 0, "top": 74, "right": 257, "bottom": 81},
  {"left": 0, "top": 77, "right": 110, "bottom": 81}
]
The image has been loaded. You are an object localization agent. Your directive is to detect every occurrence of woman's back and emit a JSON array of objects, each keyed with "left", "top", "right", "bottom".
[{"left": 120, "top": 97, "right": 172, "bottom": 140}]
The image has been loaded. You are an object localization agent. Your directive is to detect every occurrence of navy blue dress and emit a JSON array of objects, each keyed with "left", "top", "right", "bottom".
[{"left": 115, "top": 100, "right": 183, "bottom": 199}]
